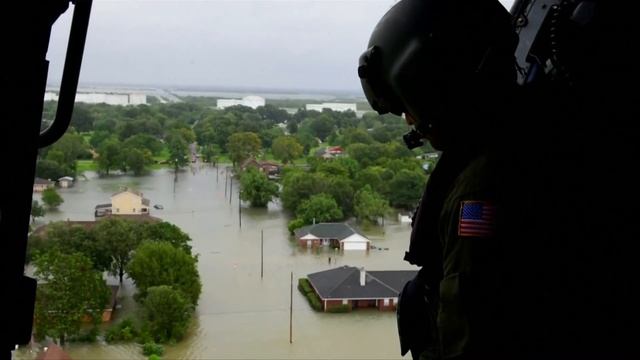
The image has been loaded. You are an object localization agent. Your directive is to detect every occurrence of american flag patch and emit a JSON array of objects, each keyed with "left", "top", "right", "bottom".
[{"left": 458, "top": 201, "right": 496, "bottom": 238}]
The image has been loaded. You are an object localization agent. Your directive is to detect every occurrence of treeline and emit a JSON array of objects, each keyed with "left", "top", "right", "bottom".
[
  {"left": 39, "top": 101, "right": 203, "bottom": 177},
  {"left": 37, "top": 100, "right": 419, "bottom": 179},
  {"left": 28, "top": 218, "right": 201, "bottom": 349},
  {"left": 39, "top": 100, "right": 436, "bottom": 226},
  {"left": 281, "top": 142, "right": 429, "bottom": 232},
  {"left": 217, "top": 106, "right": 437, "bottom": 230}
]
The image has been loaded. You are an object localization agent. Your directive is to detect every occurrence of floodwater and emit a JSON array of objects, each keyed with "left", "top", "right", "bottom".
[{"left": 19, "top": 166, "right": 417, "bottom": 359}]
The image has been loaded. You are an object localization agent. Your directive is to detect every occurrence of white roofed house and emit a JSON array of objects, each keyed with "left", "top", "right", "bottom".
[
  {"left": 57, "top": 176, "right": 74, "bottom": 188},
  {"left": 294, "top": 223, "right": 371, "bottom": 251}
]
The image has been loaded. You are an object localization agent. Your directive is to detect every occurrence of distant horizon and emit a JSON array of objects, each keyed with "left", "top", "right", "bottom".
[{"left": 46, "top": 80, "right": 366, "bottom": 99}]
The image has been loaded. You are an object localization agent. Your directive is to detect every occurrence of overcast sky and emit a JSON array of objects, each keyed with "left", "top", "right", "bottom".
[{"left": 47, "top": 0, "right": 514, "bottom": 93}]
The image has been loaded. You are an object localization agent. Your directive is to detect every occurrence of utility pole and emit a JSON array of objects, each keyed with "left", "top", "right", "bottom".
[
  {"left": 238, "top": 190, "right": 242, "bottom": 228},
  {"left": 261, "top": 230, "right": 264, "bottom": 279},
  {"left": 290, "top": 271, "right": 293, "bottom": 344},
  {"left": 229, "top": 177, "right": 233, "bottom": 205},
  {"left": 224, "top": 171, "right": 228, "bottom": 198}
]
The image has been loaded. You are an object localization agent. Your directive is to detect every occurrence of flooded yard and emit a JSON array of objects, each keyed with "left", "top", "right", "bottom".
[{"left": 20, "top": 165, "right": 417, "bottom": 359}]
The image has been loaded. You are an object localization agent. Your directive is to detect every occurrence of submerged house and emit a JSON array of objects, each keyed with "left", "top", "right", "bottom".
[
  {"left": 33, "top": 178, "right": 54, "bottom": 192},
  {"left": 294, "top": 223, "right": 370, "bottom": 251},
  {"left": 57, "top": 176, "right": 74, "bottom": 188},
  {"left": 306, "top": 266, "right": 417, "bottom": 312},
  {"left": 240, "top": 158, "right": 282, "bottom": 179},
  {"left": 95, "top": 188, "right": 150, "bottom": 217},
  {"left": 315, "top": 146, "right": 345, "bottom": 159}
]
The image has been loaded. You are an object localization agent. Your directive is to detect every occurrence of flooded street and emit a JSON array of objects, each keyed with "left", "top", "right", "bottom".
[{"left": 22, "top": 166, "right": 417, "bottom": 359}]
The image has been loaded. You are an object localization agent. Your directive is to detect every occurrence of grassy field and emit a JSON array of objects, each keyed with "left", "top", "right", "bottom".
[
  {"left": 81, "top": 132, "right": 93, "bottom": 145},
  {"left": 76, "top": 159, "right": 97, "bottom": 173},
  {"left": 152, "top": 147, "right": 171, "bottom": 163}
]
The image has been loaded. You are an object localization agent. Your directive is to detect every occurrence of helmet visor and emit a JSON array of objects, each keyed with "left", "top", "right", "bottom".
[{"left": 358, "top": 46, "right": 405, "bottom": 116}]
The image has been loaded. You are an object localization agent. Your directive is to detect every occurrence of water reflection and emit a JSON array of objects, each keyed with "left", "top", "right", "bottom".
[{"left": 21, "top": 167, "right": 416, "bottom": 359}]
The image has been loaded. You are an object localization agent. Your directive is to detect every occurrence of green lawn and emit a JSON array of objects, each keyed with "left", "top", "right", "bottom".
[
  {"left": 81, "top": 131, "right": 93, "bottom": 144},
  {"left": 76, "top": 159, "right": 97, "bottom": 173},
  {"left": 152, "top": 146, "right": 170, "bottom": 163}
]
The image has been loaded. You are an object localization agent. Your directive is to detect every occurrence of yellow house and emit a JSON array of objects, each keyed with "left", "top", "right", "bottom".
[{"left": 110, "top": 189, "right": 150, "bottom": 215}]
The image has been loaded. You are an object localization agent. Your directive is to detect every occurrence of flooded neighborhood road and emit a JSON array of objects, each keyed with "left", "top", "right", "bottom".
[{"left": 21, "top": 166, "right": 418, "bottom": 359}]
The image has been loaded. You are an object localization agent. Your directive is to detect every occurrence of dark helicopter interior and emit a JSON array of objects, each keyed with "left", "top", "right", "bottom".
[{"left": 1, "top": 0, "right": 639, "bottom": 358}]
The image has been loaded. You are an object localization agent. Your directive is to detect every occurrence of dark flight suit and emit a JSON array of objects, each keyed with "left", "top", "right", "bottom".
[
  {"left": 399, "top": 149, "right": 507, "bottom": 360},
  {"left": 434, "top": 152, "right": 503, "bottom": 359}
]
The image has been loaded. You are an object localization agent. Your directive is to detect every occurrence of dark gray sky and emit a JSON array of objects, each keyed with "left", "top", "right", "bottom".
[{"left": 47, "top": 0, "right": 514, "bottom": 93}]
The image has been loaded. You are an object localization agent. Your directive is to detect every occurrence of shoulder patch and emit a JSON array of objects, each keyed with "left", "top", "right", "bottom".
[{"left": 458, "top": 201, "right": 496, "bottom": 238}]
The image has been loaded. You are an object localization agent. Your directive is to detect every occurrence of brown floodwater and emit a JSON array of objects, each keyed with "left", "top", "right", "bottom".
[{"left": 17, "top": 165, "right": 418, "bottom": 359}]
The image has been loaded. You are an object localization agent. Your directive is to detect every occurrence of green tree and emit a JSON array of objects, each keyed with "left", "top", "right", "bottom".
[
  {"left": 280, "top": 170, "right": 329, "bottom": 213},
  {"left": 142, "top": 286, "right": 193, "bottom": 343},
  {"left": 226, "top": 132, "right": 261, "bottom": 167},
  {"left": 316, "top": 160, "right": 350, "bottom": 178},
  {"left": 44, "top": 222, "right": 111, "bottom": 272},
  {"left": 46, "top": 130, "right": 90, "bottom": 172},
  {"left": 33, "top": 251, "right": 110, "bottom": 345},
  {"left": 354, "top": 166, "right": 388, "bottom": 196},
  {"left": 35, "top": 159, "right": 66, "bottom": 180},
  {"left": 140, "top": 222, "right": 193, "bottom": 254},
  {"left": 194, "top": 120, "right": 217, "bottom": 147},
  {"left": 31, "top": 200, "right": 45, "bottom": 224},
  {"left": 354, "top": 185, "right": 390, "bottom": 224},
  {"left": 45, "top": 149, "right": 66, "bottom": 165},
  {"left": 125, "top": 148, "right": 152, "bottom": 176},
  {"left": 127, "top": 241, "right": 201, "bottom": 305},
  {"left": 201, "top": 144, "right": 219, "bottom": 164},
  {"left": 70, "top": 105, "right": 95, "bottom": 132},
  {"left": 94, "top": 218, "right": 141, "bottom": 283},
  {"left": 271, "top": 136, "right": 304, "bottom": 164},
  {"left": 142, "top": 342, "right": 165, "bottom": 356},
  {"left": 370, "top": 124, "right": 403, "bottom": 143},
  {"left": 175, "top": 127, "right": 196, "bottom": 144},
  {"left": 308, "top": 114, "right": 335, "bottom": 141},
  {"left": 287, "top": 218, "right": 306, "bottom": 234},
  {"left": 257, "top": 104, "right": 290, "bottom": 124},
  {"left": 42, "top": 187, "right": 63, "bottom": 209},
  {"left": 123, "top": 134, "right": 163, "bottom": 155},
  {"left": 294, "top": 132, "right": 318, "bottom": 155},
  {"left": 96, "top": 138, "right": 123, "bottom": 175},
  {"left": 388, "top": 169, "right": 427, "bottom": 209},
  {"left": 239, "top": 168, "right": 279, "bottom": 207},
  {"left": 325, "top": 176, "right": 355, "bottom": 216},
  {"left": 259, "top": 127, "right": 285, "bottom": 149},
  {"left": 94, "top": 118, "right": 117, "bottom": 133},
  {"left": 287, "top": 120, "right": 299, "bottom": 134},
  {"left": 338, "top": 128, "right": 374, "bottom": 146},
  {"left": 385, "top": 141, "right": 414, "bottom": 159},
  {"left": 347, "top": 143, "right": 388, "bottom": 168},
  {"left": 296, "top": 194, "right": 343, "bottom": 225},
  {"left": 333, "top": 157, "right": 360, "bottom": 179},
  {"left": 166, "top": 130, "right": 189, "bottom": 171},
  {"left": 89, "top": 130, "right": 112, "bottom": 149}
]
